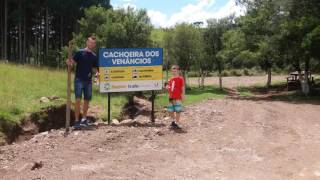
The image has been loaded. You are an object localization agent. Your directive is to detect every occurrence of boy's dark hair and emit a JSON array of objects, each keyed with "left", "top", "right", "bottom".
[
  {"left": 88, "top": 35, "right": 96, "bottom": 41},
  {"left": 172, "top": 65, "right": 180, "bottom": 70}
]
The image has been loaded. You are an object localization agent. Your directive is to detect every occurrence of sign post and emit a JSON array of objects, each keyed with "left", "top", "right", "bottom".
[
  {"left": 99, "top": 48, "right": 163, "bottom": 122},
  {"left": 107, "top": 93, "right": 111, "bottom": 124}
]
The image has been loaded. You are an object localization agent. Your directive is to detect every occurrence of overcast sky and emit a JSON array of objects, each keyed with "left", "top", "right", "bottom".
[{"left": 111, "top": 0, "right": 246, "bottom": 27}]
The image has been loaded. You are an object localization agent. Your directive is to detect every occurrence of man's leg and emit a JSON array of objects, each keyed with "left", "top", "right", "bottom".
[
  {"left": 82, "top": 100, "right": 89, "bottom": 119},
  {"left": 75, "top": 98, "right": 81, "bottom": 121},
  {"left": 81, "top": 81, "right": 92, "bottom": 125},
  {"left": 74, "top": 78, "right": 83, "bottom": 128}
]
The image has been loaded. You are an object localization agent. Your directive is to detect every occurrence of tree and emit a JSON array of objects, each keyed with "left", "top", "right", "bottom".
[
  {"left": 204, "top": 17, "right": 235, "bottom": 89},
  {"left": 171, "top": 23, "right": 199, "bottom": 89},
  {"left": 74, "top": 6, "right": 152, "bottom": 49},
  {"left": 4, "top": 0, "right": 8, "bottom": 60}
]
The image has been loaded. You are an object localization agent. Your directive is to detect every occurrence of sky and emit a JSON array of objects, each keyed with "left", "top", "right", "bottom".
[{"left": 111, "top": 0, "right": 246, "bottom": 27}]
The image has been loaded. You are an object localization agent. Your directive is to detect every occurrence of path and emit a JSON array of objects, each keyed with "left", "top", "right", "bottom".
[
  {"left": 189, "top": 75, "right": 286, "bottom": 88},
  {"left": 1, "top": 98, "right": 320, "bottom": 180}
]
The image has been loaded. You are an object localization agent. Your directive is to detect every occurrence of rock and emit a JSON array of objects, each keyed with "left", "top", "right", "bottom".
[
  {"left": 120, "top": 119, "right": 133, "bottom": 125},
  {"left": 95, "top": 122, "right": 109, "bottom": 126},
  {"left": 17, "top": 163, "right": 33, "bottom": 172},
  {"left": 0, "top": 132, "right": 7, "bottom": 146},
  {"left": 111, "top": 119, "right": 119, "bottom": 125},
  {"left": 58, "top": 130, "right": 65, "bottom": 136},
  {"left": 133, "top": 97, "right": 151, "bottom": 110},
  {"left": 31, "top": 161, "right": 43, "bottom": 170},
  {"left": 40, "top": 97, "right": 50, "bottom": 103},
  {"left": 134, "top": 115, "right": 149, "bottom": 125},
  {"left": 40, "top": 131, "right": 49, "bottom": 136},
  {"left": 164, "top": 117, "right": 170, "bottom": 121},
  {"left": 48, "top": 96, "right": 60, "bottom": 101}
]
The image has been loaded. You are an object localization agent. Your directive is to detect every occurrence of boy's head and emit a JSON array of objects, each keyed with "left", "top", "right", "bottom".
[{"left": 171, "top": 65, "right": 180, "bottom": 76}]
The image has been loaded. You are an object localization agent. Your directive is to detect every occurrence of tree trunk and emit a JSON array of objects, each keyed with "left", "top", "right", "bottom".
[
  {"left": 201, "top": 71, "right": 207, "bottom": 89},
  {"left": 59, "top": 14, "right": 63, "bottom": 69},
  {"left": 298, "top": 70, "right": 310, "bottom": 95},
  {"left": 197, "top": 70, "right": 201, "bottom": 88},
  {"left": 266, "top": 67, "right": 272, "bottom": 89},
  {"left": 23, "top": 6, "right": 26, "bottom": 64},
  {"left": 182, "top": 70, "right": 189, "bottom": 91},
  {"left": 299, "top": 59, "right": 310, "bottom": 95},
  {"left": 45, "top": 3, "right": 49, "bottom": 64},
  {"left": 18, "top": 0, "right": 22, "bottom": 63},
  {"left": 4, "top": 0, "right": 7, "bottom": 60},
  {"left": 218, "top": 62, "right": 223, "bottom": 90}
]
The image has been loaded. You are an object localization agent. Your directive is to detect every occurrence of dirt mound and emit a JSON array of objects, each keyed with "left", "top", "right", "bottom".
[
  {"left": 2, "top": 105, "right": 76, "bottom": 144},
  {"left": 121, "top": 96, "right": 154, "bottom": 119}
]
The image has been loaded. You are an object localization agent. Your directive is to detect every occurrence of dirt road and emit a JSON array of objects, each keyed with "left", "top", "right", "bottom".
[
  {"left": 1, "top": 98, "right": 320, "bottom": 180},
  {"left": 189, "top": 75, "right": 286, "bottom": 88}
]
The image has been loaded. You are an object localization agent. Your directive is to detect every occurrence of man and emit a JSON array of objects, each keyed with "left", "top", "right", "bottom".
[
  {"left": 66, "top": 36, "right": 98, "bottom": 129},
  {"left": 166, "top": 65, "right": 185, "bottom": 129}
]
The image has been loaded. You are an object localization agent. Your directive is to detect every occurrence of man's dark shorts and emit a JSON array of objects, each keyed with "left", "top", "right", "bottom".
[{"left": 74, "top": 78, "right": 92, "bottom": 101}]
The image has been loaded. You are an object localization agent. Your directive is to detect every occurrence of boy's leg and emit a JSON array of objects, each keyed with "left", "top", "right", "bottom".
[
  {"left": 167, "top": 100, "right": 177, "bottom": 127},
  {"left": 173, "top": 100, "right": 183, "bottom": 125},
  {"left": 175, "top": 112, "right": 181, "bottom": 123}
]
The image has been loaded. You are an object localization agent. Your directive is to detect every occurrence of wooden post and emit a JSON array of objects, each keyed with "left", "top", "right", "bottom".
[
  {"left": 66, "top": 41, "right": 74, "bottom": 132},
  {"left": 151, "top": 90, "right": 155, "bottom": 123},
  {"left": 108, "top": 93, "right": 111, "bottom": 124}
]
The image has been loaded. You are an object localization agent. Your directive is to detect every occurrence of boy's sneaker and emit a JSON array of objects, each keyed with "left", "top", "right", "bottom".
[
  {"left": 80, "top": 118, "right": 92, "bottom": 127},
  {"left": 171, "top": 121, "right": 180, "bottom": 129}
]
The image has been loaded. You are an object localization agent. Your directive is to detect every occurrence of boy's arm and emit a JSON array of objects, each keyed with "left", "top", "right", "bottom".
[{"left": 182, "top": 78, "right": 185, "bottom": 101}]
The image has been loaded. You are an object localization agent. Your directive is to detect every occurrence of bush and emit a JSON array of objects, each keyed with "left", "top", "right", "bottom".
[{"left": 230, "top": 69, "right": 242, "bottom": 76}]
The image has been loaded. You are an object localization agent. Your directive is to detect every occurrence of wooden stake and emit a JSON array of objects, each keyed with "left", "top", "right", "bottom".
[{"left": 66, "top": 40, "right": 74, "bottom": 132}]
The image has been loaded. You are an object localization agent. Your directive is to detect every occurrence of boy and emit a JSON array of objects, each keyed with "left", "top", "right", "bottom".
[{"left": 166, "top": 65, "right": 185, "bottom": 129}]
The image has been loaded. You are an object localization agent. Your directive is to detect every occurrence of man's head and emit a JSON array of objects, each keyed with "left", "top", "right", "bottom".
[
  {"left": 86, "top": 36, "right": 97, "bottom": 51},
  {"left": 171, "top": 65, "right": 180, "bottom": 76}
]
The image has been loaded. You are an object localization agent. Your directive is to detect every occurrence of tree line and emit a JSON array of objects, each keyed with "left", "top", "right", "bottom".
[
  {"left": 1, "top": 0, "right": 319, "bottom": 94},
  {"left": 155, "top": 0, "right": 320, "bottom": 94},
  {"left": 0, "top": 0, "right": 111, "bottom": 67}
]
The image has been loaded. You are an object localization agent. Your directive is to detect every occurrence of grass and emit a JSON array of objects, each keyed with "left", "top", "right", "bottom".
[
  {"left": 0, "top": 62, "right": 128, "bottom": 125},
  {"left": 156, "top": 86, "right": 228, "bottom": 109},
  {"left": 0, "top": 62, "right": 229, "bottom": 127},
  {"left": 236, "top": 79, "right": 320, "bottom": 101}
]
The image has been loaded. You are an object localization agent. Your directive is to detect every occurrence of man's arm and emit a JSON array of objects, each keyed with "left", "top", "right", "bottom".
[
  {"left": 66, "top": 51, "right": 79, "bottom": 66},
  {"left": 66, "top": 58, "right": 76, "bottom": 66}
]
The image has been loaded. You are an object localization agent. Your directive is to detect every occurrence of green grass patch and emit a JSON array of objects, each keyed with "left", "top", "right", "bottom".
[
  {"left": 155, "top": 86, "right": 228, "bottom": 109},
  {"left": 236, "top": 87, "right": 253, "bottom": 97},
  {"left": 0, "top": 62, "right": 128, "bottom": 125},
  {"left": 0, "top": 62, "right": 229, "bottom": 126},
  {"left": 270, "top": 91, "right": 320, "bottom": 101}
]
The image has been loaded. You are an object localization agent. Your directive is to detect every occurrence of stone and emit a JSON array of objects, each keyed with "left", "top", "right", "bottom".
[
  {"left": 48, "top": 96, "right": 60, "bottom": 101},
  {"left": 95, "top": 122, "right": 109, "bottom": 126},
  {"left": 111, "top": 119, "right": 119, "bottom": 125},
  {"left": 40, "top": 97, "right": 50, "bottom": 103},
  {"left": 164, "top": 117, "right": 170, "bottom": 121},
  {"left": 120, "top": 119, "right": 133, "bottom": 125},
  {"left": 134, "top": 115, "right": 149, "bottom": 124},
  {"left": 40, "top": 131, "right": 49, "bottom": 136}
]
